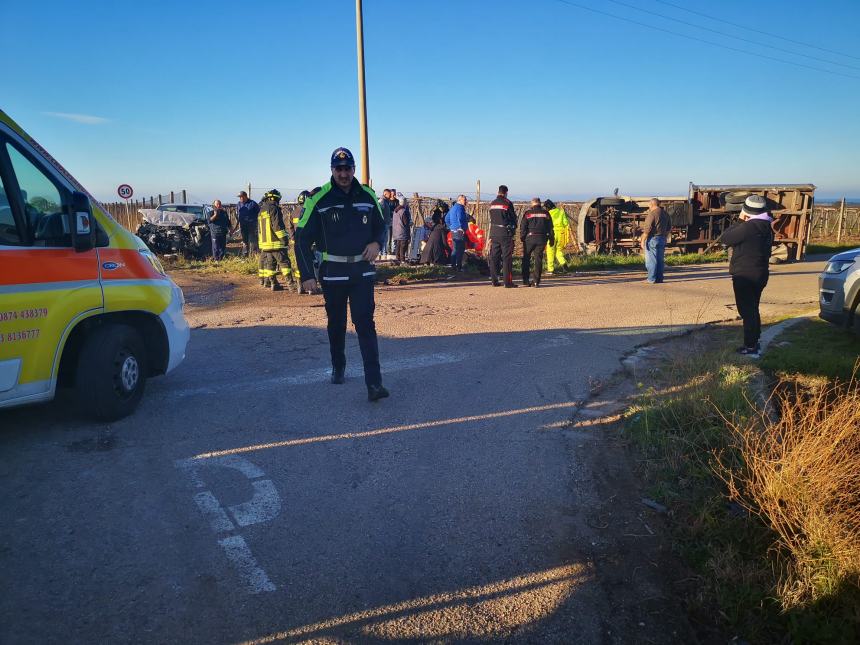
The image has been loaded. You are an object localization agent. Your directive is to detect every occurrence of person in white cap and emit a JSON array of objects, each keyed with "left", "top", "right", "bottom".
[{"left": 719, "top": 194, "right": 774, "bottom": 357}]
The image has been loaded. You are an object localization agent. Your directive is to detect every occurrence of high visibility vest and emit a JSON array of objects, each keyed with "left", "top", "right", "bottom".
[{"left": 258, "top": 205, "right": 288, "bottom": 251}]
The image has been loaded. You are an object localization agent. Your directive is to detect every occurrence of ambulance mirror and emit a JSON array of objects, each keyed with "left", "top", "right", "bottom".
[{"left": 69, "top": 191, "right": 94, "bottom": 252}]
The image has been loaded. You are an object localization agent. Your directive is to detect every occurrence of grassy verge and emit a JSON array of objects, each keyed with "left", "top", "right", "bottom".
[
  {"left": 164, "top": 249, "right": 727, "bottom": 282},
  {"left": 623, "top": 323, "right": 860, "bottom": 642},
  {"left": 169, "top": 254, "right": 259, "bottom": 275},
  {"left": 761, "top": 318, "right": 860, "bottom": 383},
  {"left": 807, "top": 241, "right": 860, "bottom": 255}
]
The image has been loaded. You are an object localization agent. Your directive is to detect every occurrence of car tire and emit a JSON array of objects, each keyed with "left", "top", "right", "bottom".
[
  {"left": 725, "top": 192, "right": 750, "bottom": 204},
  {"left": 724, "top": 202, "right": 744, "bottom": 212},
  {"left": 75, "top": 324, "right": 147, "bottom": 421},
  {"left": 599, "top": 197, "right": 625, "bottom": 206}
]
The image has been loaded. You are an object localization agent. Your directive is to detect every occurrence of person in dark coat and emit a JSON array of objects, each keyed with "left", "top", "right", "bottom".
[
  {"left": 420, "top": 212, "right": 450, "bottom": 265},
  {"left": 391, "top": 196, "right": 412, "bottom": 264},
  {"left": 208, "top": 199, "right": 231, "bottom": 260},
  {"left": 719, "top": 194, "right": 774, "bottom": 357}
]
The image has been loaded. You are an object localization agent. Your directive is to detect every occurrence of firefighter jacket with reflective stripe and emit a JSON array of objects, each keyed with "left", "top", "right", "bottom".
[
  {"left": 258, "top": 199, "right": 289, "bottom": 251},
  {"left": 549, "top": 207, "right": 569, "bottom": 231},
  {"left": 488, "top": 196, "right": 517, "bottom": 238},
  {"left": 295, "top": 178, "right": 387, "bottom": 280},
  {"left": 520, "top": 207, "right": 555, "bottom": 246}
]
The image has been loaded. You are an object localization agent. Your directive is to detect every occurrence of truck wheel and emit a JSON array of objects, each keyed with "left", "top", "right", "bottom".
[
  {"left": 724, "top": 202, "right": 744, "bottom": 212},
  {"left": 725, "top": 192, "right": 750, "bottom": 204},
  {"left": 599, "top": 197, "right": 625, "bottom": 206},
  {"left": 75, "top": 324, "right": 147, "bottom": 421}
]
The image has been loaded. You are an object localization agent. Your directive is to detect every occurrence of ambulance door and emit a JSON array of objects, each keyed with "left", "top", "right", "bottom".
[{"left": 0, "top": 133, "right": 103, "bottom": 405}]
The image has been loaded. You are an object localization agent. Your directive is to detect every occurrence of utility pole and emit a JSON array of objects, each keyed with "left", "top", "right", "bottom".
[{"left": 355, "top": 0, "right": 370, "bottom": 185}]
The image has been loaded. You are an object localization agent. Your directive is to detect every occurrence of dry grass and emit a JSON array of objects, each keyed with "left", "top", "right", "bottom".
[{"left": 718, "top": 373, "right": 860, "bottom": 610}]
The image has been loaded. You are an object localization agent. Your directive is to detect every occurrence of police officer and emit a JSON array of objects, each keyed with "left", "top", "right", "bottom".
[
  {"left": 487, "top": 184, "right": 518, "bottom": 287},
  {"left": 295, "top": 147, "right": 390, "bottom": 402},
  {"left": 257, "top": 189, "right": 296, "bottom": 292},
  {"left": 520, "top": 198, "right": 554, "bottom": 287}
]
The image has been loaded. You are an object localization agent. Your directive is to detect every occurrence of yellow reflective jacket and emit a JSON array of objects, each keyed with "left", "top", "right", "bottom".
[{"left": 549, "top": 207, "right": 569, "bottom": 231}]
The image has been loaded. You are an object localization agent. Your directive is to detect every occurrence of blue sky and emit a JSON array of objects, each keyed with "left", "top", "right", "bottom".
[{"left": 3, "top": 0, "right": 859, "bottom": 203}]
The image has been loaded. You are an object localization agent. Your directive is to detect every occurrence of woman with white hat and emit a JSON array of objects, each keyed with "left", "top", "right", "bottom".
[{"left": 719, "top": 194, "right": 774, "bottom": 357}]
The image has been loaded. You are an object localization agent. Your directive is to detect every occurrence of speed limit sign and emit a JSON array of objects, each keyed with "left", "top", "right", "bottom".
[{"left": 117, "top": 184, "right": 134, "bottom": 199}]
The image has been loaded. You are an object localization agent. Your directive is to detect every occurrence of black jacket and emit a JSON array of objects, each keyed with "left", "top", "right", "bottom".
[
  {"left": 488, "top": 195, "right": 518, "bottom": 238},
  {"left": 719, "top": 217, "right": 774, "bottom": 278},
  {"left": 295, "top": 178, "right": 386, "bottom": 279},
  {"left": 519, "top": 206, "right": 555, "bottom": 246}
]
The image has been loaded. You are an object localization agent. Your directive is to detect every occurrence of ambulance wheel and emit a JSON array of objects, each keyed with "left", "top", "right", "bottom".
[{"left": 76, "top": 324, "right": 147, "bottom": 421}]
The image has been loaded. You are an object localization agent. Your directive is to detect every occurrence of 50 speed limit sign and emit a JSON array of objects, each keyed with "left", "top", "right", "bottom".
[{"left": 117, "top": 184, "right": 134, "bottom": 199}]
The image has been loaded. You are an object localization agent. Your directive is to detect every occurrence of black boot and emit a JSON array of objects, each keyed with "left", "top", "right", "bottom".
[
  {"left": 270, "top": 277, "right": 283, "bottom": 291},
  {"left": 331, "top": 367, "right": 345, "bottom": 384},
  {"left": 367, "top": 384, "right": 390, "bottom": 401}
]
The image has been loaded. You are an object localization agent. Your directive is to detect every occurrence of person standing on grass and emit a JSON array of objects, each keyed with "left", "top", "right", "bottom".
[
  {"left": 208, "top": 199, "right": 231, "bottom": 261},
  {"left": 519, "top": 198, "right": 554, "bottom": 287},
  {"left": 544, "top": 199, "right": 570, "bottom": 274},
  {"left": 446, "top": 195, "right": 470, "bottom": 272},
  {"left": 236, "top": 190, "right": 260, "bottom": 256},
  {"left": 719, "top": 194, "right": 774, "bottom": 357},
  {"left": 640, "top": 198, "right": 672, "bottom": 283},
  {"left": 391, "top": 195, "right": 412, "bottom": 264}
]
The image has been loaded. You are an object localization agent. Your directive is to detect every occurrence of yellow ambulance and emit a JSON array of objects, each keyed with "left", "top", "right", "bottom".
[{"left": 0, "top": 109, "right": 189, "bottom": 420}]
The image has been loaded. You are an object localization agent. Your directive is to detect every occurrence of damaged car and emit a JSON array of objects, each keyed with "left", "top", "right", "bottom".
[{"left": 136, "top": 203, "right": 213, "bottom": 258}]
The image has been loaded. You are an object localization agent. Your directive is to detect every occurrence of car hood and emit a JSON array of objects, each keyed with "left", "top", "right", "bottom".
[
  {"left": 139, "top": 208, "right": 203, "bottom": 226},
  {"left": 828, "top": 248, "right": 860, "bottom": 263}
]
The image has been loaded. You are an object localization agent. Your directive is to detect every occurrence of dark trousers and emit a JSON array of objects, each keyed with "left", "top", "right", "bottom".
[
  {"left": 450, "top": 237, "right": 466, "bottom": 270},
  {"left": 259, "top": 249, "right": 293, "bottom": 280},
  {"left": 395, "top": 239, "right": 409, "bottom": 263},
  {"left": 239, "top": 221, "right": 258, "bottom": 255},
  {"left": 522, "top": 235, "right": 548, "bottom": 285},
  {"left": 732, "top": 274, "right": 768, "bottom": 348},
  {"left": 211, "top": 230, "right": 227, "bottom": 260},
  {"left": 322, "top": 277, "right": 382, "bottom": 387},
  {"left": 489, "top": 236, "right": 514, "bottom": 284}
]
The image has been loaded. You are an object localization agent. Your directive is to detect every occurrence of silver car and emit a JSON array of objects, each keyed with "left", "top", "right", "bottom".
[{"left": 819, "top": 247, "right": 860, "bottom": 330}]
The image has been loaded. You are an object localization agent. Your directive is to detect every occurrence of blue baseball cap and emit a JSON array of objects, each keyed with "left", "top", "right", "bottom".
[{"left": 330, "top": 147, "right": 355, "bottom": 168}]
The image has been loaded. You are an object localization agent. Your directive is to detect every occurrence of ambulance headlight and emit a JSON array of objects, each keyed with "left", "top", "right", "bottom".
[{"left": 140, "top": 249, "right": 166, "bottom": 276}]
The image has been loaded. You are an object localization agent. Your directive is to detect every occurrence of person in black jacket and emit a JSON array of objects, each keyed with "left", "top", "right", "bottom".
[
  {"left": 487, "top": 185, "right": 518, "bottom": 287},
  {"left": 208, "top": 200, "right": 231, "bottom": 261},
  {"left": 295, "top": 147, "right": 390, "bottom": 401},
  {"left": 519, "top": 198, "right": 554, "bottom": 287},
  {"left": 719, "top": 194, "right": 774, "bottom": 357}
]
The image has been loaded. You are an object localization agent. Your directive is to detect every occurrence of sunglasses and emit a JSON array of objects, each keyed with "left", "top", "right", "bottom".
[{"left": 332, "top": 165, "right": 354, "bottom": 171}]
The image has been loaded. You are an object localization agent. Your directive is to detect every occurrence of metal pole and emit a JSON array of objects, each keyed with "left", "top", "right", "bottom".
[
  {"left": 355, "top": 0, "right": 370, "bottom": 186},
  {"left": 838, "top": 197, "right": 846, "bottom": 243}
]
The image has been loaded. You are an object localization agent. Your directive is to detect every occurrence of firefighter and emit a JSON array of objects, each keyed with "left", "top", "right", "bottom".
[
  {"left": 544, "top": 199, "right": 570, "bottom": 274},
  {"left": 295, "top": 147, "right": 389, "bottom": 402},
  {"left": 520, "top": 198, "right": 554, "bottom": 287},
  {"left": 487, "top": 185, "right": 518, "bottom": 287},
  {"left": 257, "top": 189, "right": 296, "bottom": 292}
]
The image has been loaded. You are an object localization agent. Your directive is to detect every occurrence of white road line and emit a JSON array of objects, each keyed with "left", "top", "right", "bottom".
[
  {"left": 169, "top": 351, "right": 461, "bottom": 397},
  {"left": 217, "top": 535, "right": 277, "bottom": 594},
  {"left": 193, "top": 490, "right": 236, "bottom": 533},
  {"left": 228, "top": 479, "right": 281, "bottom": 527}
]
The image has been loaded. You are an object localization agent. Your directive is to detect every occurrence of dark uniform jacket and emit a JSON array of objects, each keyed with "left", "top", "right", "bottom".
[
  {"left": 488, "top": 195, "right": 517, "bottom": 239},
  {"left": 258, "top": 199, "right": 289, "bottom": 250},
  {"left": 719, "top": 217, "right": 774, "bottom": 280},
  {"left": 519, "top": 206, "right": 555, "bottom": 246},
  {"left": 295, "top": 178, "right": 386, "bottom": 281}
]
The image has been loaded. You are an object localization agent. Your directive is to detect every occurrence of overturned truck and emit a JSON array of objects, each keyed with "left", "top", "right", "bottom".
[{"left": 577, "top": 183, "right": 815, "bottom": 262}]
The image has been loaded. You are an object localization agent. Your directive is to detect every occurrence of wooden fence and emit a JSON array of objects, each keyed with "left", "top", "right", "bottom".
[{"left": 101, "top": 192, "right": 858, "bottom": 244}]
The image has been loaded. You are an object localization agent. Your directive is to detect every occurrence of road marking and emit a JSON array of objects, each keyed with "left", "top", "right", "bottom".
[
  {"left": 175, "top": 455, "right": 280, "bottom": 594},
  {"left": 169, "top": 352, "right": 460, "bottom": 397},
  {"left": 190, "top": 400, "right": 581, "bottom": 460},
  {"left": 217, "top": 535, "right": 277, "bottom": 594}
]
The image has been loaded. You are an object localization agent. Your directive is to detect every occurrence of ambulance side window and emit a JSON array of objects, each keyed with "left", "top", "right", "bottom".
[
  {"left": 0, "top": 174, "right": 22, "bottom": 245},
  {"left": 5, "top": 143, "right": 70, "bottom": 247}
]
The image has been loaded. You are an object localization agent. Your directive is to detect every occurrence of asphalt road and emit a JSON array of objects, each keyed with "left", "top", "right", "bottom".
[{"left": 0, "top": 259, "right": 824, "bottom": 644}]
